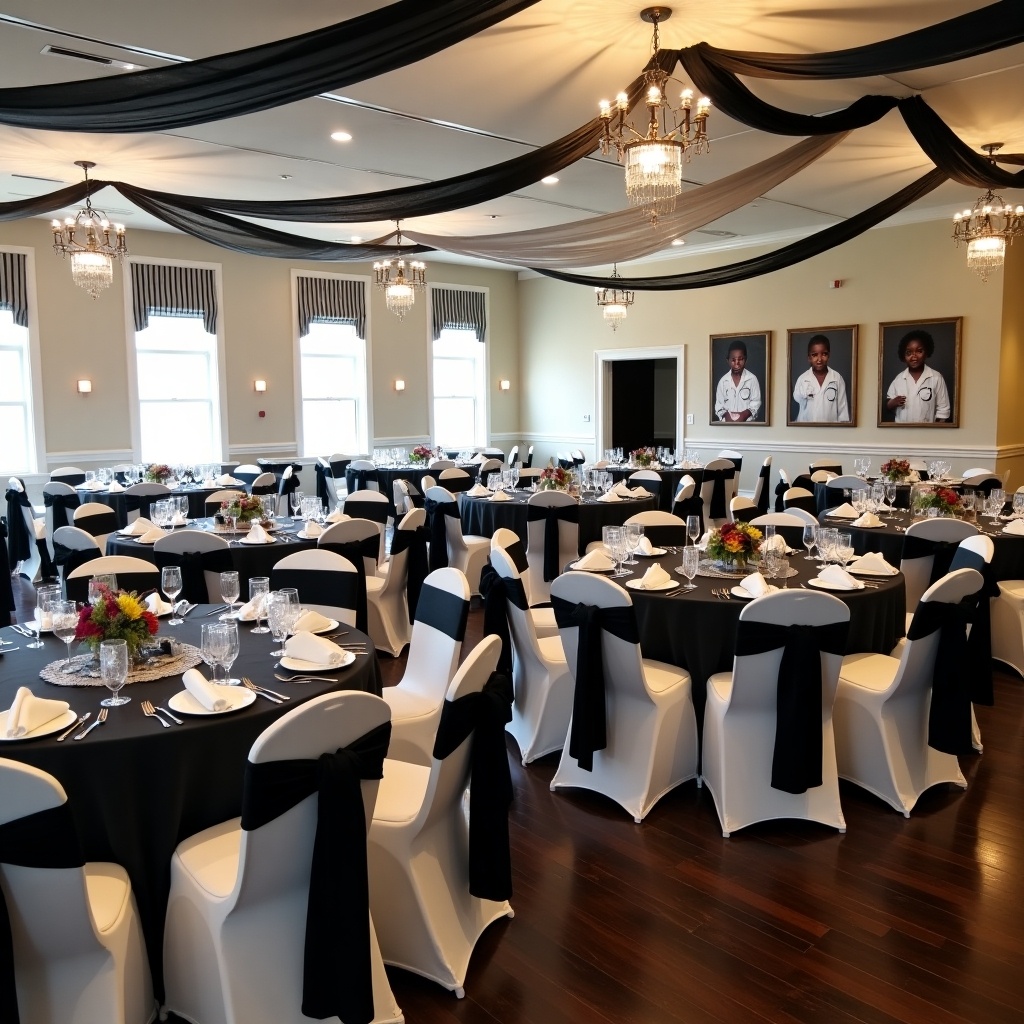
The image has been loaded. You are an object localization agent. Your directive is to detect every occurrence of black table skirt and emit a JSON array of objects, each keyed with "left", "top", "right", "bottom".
[
  {"left": 0, "top": 612, "right": 379, "bottom": 1000},
  {"left": 363, "top": 464, "right": 480, "bottom": 517},
  {"left": 77, "top": 485, "right": 222, "bottom": 527},
  {"left": 459, "top": 491, "right": 657, "bottom": 556},
  {"left": 608, "top": 467, "right": 704, "bottom": 512}
]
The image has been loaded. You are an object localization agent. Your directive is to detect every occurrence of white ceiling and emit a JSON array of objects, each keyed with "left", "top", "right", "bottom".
[{"left": 0, "top": 0, "right": 1021, "bottom": 271}]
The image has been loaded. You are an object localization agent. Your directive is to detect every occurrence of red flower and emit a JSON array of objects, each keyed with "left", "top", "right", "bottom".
[{"left": 141, "top": 611, "right": 159, "bottom": 635}]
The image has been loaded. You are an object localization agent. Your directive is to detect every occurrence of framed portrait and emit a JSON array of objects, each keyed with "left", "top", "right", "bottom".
[
  {"left": 786, "top": 325, "right": 857, "bottom": 427},
  {"left": 877, "top": 317, "right": 961, "bottom": 427},
  {"left": 710, "top": 331, "right": 770, "bottom": 426}
]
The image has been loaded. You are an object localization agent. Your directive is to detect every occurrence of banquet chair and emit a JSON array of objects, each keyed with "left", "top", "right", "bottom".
[
  {"left": 548, "top": 572, "right": 698, "bottom": 822},
  {"left": 489, "top": 529, "right": 557, "bottom": 635},
  {"left": 523, "top": 445, "right": 535, "bottom": 468},
  {"left": 319, "top": 518, "right": 383, "bottom": 577},
  {"left": 248, "top": 471, "right": 278, "bottom": 497},
  {"left": 516, "top": 467, "right": 542, "bottom": 488},
  {"left": 232, "top": 463, "right": 262, "bottom": 489},
  {"left": 348, "top": 458, "right": 380, "bottom": 492},
  {"left": 703, "top": 590, "right": 850, "bottom": 837},
  {"left": 508, "top": 444, "right": 520, "bottom": 467},
  {"left": 419, "top": 474, "right": 437, "bottom": 493},
  {"left": 326, "top": 452, "right": 350, "bottom": 504},
  {"left": 5, "top": 475, "right": 43, "bottom": 582},
  {"left": 700, "top": 458, "right": 736, "bottom": 531},
  {"left": 42, "top": 481, "right": 80, "bottom": 564},
  {"left": 821, "top": 474, "right": 865, "bottom": 513},
  {"left": 124, "top": 483, "right": 170, "bottom": 523},
  {"left": 752, "top": 456, "right": 772, "bottom": 515},
  {"left": 750, "top": 512, "right": 809, "bottom": 550},
  {"left": 729, "top": 496, "right": 757, "bottom": 523},
  {"left": 774, "top": 467, "right": 791, "bottom": 512},
  {"left": 525, "top": 489, "right": 579, "bottom": 605},
  {"left": 275, "top": 465, "right": 299, "bottom": 517},
  {"left": 49, "top": 466, "right": 87, "bottom": 486},
  {"left": 383, "top": 566, "right": 470, "bottom": 765},
  {"left": 438, "top": 467, "right": 476, "bottom": 494},
  {"left": 270, "top": 549, "right": 360, "bottom": 626},
  {"left": 809, "top": 460, "right": 842, "bottom": 475},
  {"left": 204, "top": 489, "right": 246, "bottom": 515},
  {"left": 343, "top": 490, "right": 391, "bottom": 564},
  {"left": 491, "top": 546, "right": 573, "bottom": 763},
  {"left": 717, "top": 449, "right": 743, "bottom": 483},
  {"left": 0, "top": 759, "right": 154, "bottom": 1024},
  {"left": 73, "top": 501, "right": 119, "bottom": 555},
  {"left": 162, "top": 691, "right": 402, "bottom": 1024},
  {"left": 809, "top": 470, "right": 835, "bottom": 484},
  {"left": 783, "top": 487, "right": 817, "bottom": 517},
  {"left": 51, "top": 526, "right": 101, "bottom": 583},
  {"left": 962, "top": 467, "right": 995, "bottom": 479},
  {"left": 624, "top": 510, "right": 687, "bottom": 548},
  {"left": 833, "top": 568, "right": 983, "bottom": 816},
  {"left": 961, "top": 473, "right": 1002, "bottom": 496},
  {"left": 428, "top": 459, "right": 456, "bottom": 471},
  {"left": 369, "top": 634, "right": 514, "bottom": 997},
  {"left": 65, "top": 555, "right": 160, "bottom": 603},
  {"left": 152, "top": 530, "right": 232, "bottom": 604},
  {"left": 423, "top": 486, "right": 489, "bottom": 595},
  {"left": 670, "top": 474, "right": 700, "bottom": 524},
  {"left": 392, "top": 479, "right": 413, "bottom": 516},
  {"left": 900, "top": 517, "right": 979, "bottom": 622},
  {"left": 477, "top": 458, "right": 503, "bottom": 479},
  {"left": 628, "top": 469, "right": 662, "bottom": 499}
]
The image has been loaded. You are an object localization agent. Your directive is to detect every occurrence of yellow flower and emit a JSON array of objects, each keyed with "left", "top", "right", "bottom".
[{"left": 116, "top": 592, "right": 144, "bottom": 620}]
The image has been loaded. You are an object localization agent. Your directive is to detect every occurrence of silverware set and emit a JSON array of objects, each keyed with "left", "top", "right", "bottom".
[
  {"left": 242, "top": 677, "right": 291, "bottom": 703},
  {"left": 712, "top": 587, "right": 733, "bottom": 600},
  {"left": 274, "top": 672, "right": 337, "bottom": 683},
  {"left": 73, "top": 708, "right": 107, "bottom": 740}
]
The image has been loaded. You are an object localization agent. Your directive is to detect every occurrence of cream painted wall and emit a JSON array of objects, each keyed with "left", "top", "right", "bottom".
[
  {"left": 0, "top": 217, "right": 520, "bottom": 474},
  {"left": 518, "top": 218, "right": 1010, "bottom": 490},
  {"left": 996, "top": 241, "right": 1024, "bottom": 488}
]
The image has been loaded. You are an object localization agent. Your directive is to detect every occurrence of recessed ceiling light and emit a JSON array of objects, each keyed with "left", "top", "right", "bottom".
[
  {"left": 541, "top": 176, "right": 559, "bottom": 185},
  {"left": 488, "top": 215, "right": 499, "bottom": 220},
  {"left": 671, "top": 238, "right": 685, "bottom": 246},
  {"left": 280, "top": 174, "right": 292, "bottom": 180},
  {"left": 330, "top": 131, "right": 353, "bottom": 142}
]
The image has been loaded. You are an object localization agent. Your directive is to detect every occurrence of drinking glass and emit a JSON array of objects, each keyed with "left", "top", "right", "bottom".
[
  {"left": 266, "top": 592, "right": 292, "bottom": 657},
  {"left": 852, "top": 489, "right": 867, "bottom": 514},
  {"left": 249, "top": 577, "right": 271, "bottom": 634},
  {"left": 991, "top": 489, "right": 1006, "bottom": 515},
  {"left": 837, "top": 532, "right": 854, "bottom": 565},
  {"left": 99, "top": 638, "right": 130, "bottom": 707},
  {"left": 624, "top": 523, "right": 643, "bottom": 564},
  {"left": 200, "top": 623, "right": 231, "bottom": 684},
  {"left": 219, "top": 571, "right": 240, "bottom": 620},
  {"left": 883, "top": 480, "right": 896, "bottom": 517},
  {"left": 262, "top": 494, "right": 277, "bottom": 521},
  {"left": 289, "top": 490, "right": 304, "bottom": 518},
  {"left": 680, "top": 545, "right": 699, "bottom": 589},
  {"left": 604, "top": 527, "right": 625, "bottom": 575},
  {"left": 776, "top": 557, "right": 790, "bottom": 588},
  {"left": 51, "top": 600, "right": 79, "bottom": 667},
  {"left": 1013, "top": 491, "right": 1024, "bottom": 518},
  {"left": 85, "top": 470, "right": 96, "bottom": 485},
  {"left": 686, "top": 515, "right": 700, "bottom": 546},
  {"left": 219, "top": 620, "right": 241, "bottom": 685},
  {"left": 162, "top": 566, "right": 184, "bottom": 625},
  {"left": 89, "top": 574, "right": 117, "bottom": 603},
  {"left": 601, "top": 524, "right": 618, "bottom": 556},
  {"left": 29, "top": 585, "right": 60, "bottom": 648},
  {"left": 763, "top": 524, "right": 776, "bottom": 549},
  {"left": 177, "top": 495, "right": 190, "bottom": 519},
  {"left": 802, "top": 524, "right": 818, "bottom": 561}
]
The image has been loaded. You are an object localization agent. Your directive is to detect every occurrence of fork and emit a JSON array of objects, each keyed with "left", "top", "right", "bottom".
[
  {"left": 141, "top": 700, "right": 171, "bottom": 727},
  {"left": 241, "top": 677, "right": 287, "bottom": 702},
  {"left": 274, "top": 673, "right": 335, "bottom": 683}
]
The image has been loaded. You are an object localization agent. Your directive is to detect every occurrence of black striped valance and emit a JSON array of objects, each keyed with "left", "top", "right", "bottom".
[
  {"left": 431, "top": 287, "right": 486, "bottom": 342},
  {"left": 131, "top": 262, "right": 218, "bottom": 334},
  {"left": 297, "top": 275, "right": 366, "bottom": 339},
  {"left": 0, "top": 252, "right": 28, "bottom": 327}
]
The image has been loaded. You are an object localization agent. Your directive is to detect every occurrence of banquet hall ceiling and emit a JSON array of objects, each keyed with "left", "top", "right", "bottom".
[{"left": 0, "top": 0, "right": 1021, "bottom": 271}]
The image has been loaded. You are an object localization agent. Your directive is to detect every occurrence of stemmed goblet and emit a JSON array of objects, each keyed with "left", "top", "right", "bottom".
[
  {"left": 99, "top": 638, "right": 130, "bottom": 707},
  {"left": 162, "top": 566, "right": 184, "bottom": 625}
]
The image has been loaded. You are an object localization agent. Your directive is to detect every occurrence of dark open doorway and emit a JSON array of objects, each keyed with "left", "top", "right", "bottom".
[{"left": 610, "top": 358, "right": 677, "bottom": 453}]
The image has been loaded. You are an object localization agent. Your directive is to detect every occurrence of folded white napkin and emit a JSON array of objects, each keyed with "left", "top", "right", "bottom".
[
  {"left": 170, "top": 511, "right": 189, "bottom": 527},
  {"left": 182, "top": 669, "right": 229, "bottom": 712},
  {"left": 1003, "top": 519, "right": 1024, "bottom": 536},
  {"left": 215, "top": 474, "right": 240, "bottom": 485},
  {"left": 611, "top": 482, "right": 633, "bottom": 498},
  {"left": 139, "top": 527, "right": 167, "bottom": 544},
  {"left": 79, "top": 480, "right": 104, "bottom": 491},
  {"left": 593, "top": 460, "right": 610, "bottom": 469},
  {"left": 467, "top": 484, "right": 491, "bottom": 497},
  {"left": 107, "top": 480, "right": 124, "bottom": 492},
  {"left": 851, "top": 512, "right": 883, "bottom": 528},
  {"left": 299, "top": 521, "right": 322, "bottom": 538},
  {"left": 245, "top": 523, "right": 271, "bottom": 544},
  {"left": 762, "top": 534, "right": 788, "bottom": 554},
  {"left": 471, "top": 453, "right": 488, "bottom": 463},
  {"left": 572, "top": 549, "right": 614, "bottom": 572},
  {"left": 740, "top": 573, "right": 772, "bottom": 598},
  {"left": 847, "top": 551, "right": 898, "bottom": 574},
  {"left": 489, "top": 490, "right": 511, "bottom": 502},
  {"left": 284, "top": 631, "right": 345, "bottom": 667},
  {"left": 121, "top": 517, "right": 154, "bottom": 536},
  {"left": 145, "top": 593, "right": 174, "bottom": 615},
  {"left": 828, "top": 503, "right": 858, "bottom": 519},
  {"left": 236, "top": 594, "right": 265, "bottom": 621},
  {"left": 818, "top": 565, "right": 862, "bottom": 589},
  {"left": 597, "top": 491, "right": 621, "bottom": 503},
  {"left": 325, "top": 510, "right": 349, "bottom": 524},
  {"left": 292, "top": 609, "right": 333, "bottom": 633},
  {"left": 635, "top": 536, "right": 655, "bottom": 555},
  {"left": 637, "top": 564, "right": 671, "bottom": 589},
  {"left": 4, "top": 687, "right": 71, "bottom": 738}
]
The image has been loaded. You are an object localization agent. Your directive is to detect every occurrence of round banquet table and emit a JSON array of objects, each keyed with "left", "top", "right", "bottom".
[
  {"left": 76, "top": 483, "right": 223, "bottom": 526},
  {"left": 0, "top": 611, "right": 380, "bottom": 1000},
  {"left": 459, "top": 490, "right": 657, "bottom": 555},
  {"left": 106, "top": 516, "right": 317, "bottom": 593},
  {"left": 819, "top": 508, "right": 1024, "bottom": 582},
  {"left": 361, "top": 462, "right": 480, "bottom": 517},
  {"left": 608, "top": 466, "right": 705, "bottom": 511}
]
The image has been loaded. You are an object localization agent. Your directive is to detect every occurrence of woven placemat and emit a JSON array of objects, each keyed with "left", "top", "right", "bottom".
[{"left": 40, "top": 643, "right": 203, "bottom": 688}]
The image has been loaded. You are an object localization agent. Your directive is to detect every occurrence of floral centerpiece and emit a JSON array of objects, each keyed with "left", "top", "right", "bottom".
[
  {"left": 631, "top": 447, "right": 658, "bottom": 468},
  {"left": 912, "top": 485, "right": 961, "bottom": 518},
  {"left": 220, "top": 494, "right": 269, "bottom": 525},
  {"left": 145, "top": 463, "right": 173, "bottom": 483},
  {"left": 75, "top": 585, "right": 158, "bottom": 661},
  {"left": 409, "top": 444, "right": 433, "bottom": 465},
  {"left": 880, "top": 458, "right": 911, "bottom": 482},
  {"left": 706, "top": 520, "right": 762, "bottom": 569},
  {"left": 538, "top": 465, "right": 572, "bottom": 491}
]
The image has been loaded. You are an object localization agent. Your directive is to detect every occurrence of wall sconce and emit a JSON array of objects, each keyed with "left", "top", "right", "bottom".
[
  {"left": 499, "top": 379, "right": 511, "bottom": 391},
  {"left": 253, "top": 379, "right": 267, "bottom": 393},
  {"left": 77, "top": 379, "right": 92, "bottom": 394},
  {"left": 394, "top": 379, "right": 406, "bottom": 392}
]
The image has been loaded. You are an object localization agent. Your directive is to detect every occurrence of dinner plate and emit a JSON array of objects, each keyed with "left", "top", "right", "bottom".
[
  {"left": 0, "top": 708, "right": 78, "bottom": 741},
  {"left": 239, "top": 536, "right": 276, "bottom": 545},
  {"left": 847, "top": 567, "right": 898, "bottom": 576},
  {"left": 167, "top": 687, "right": 256, "bottom": 716},
  {"left": 730, "top": 586, "right": 761, "bottom": 600},
  {"left": 807, "top": 577, "right": 864, "bottom": 591},
  {"left": 848, "top": 522, "right": 886, "bottom": 529},
  {"left": 568, "top": 560, "right": 614, "bottom": 573},
  {"left": 279, "top": 652, "right": 356, "bottom": 672},
  {"left": 626, "top": 578, "right": 679, "bottom": 592},
  {"left": 635, "top": 547, "right": 667, "bottom": 557}
]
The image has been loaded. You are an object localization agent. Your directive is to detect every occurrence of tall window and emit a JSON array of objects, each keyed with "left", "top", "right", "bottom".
[
  {"left": 431, "top": 287, "right": 487, "bottom": 449},
  {"left": 0, "top": 252, "right": 36, "bottom": 472},
  {"left": 295, "top": 274, "right": 368, "bottom": 456},
  {"left": 130, "top": 262, "right": 222, "bottom": 462}
]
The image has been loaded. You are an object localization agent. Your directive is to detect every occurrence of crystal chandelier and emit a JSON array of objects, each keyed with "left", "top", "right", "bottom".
[
  {"left": 51, "top": 161, "right": 127, "bottom": 298},
  {"left": 599, "top": 7, "right": 710, "bottom": 224},
  {"left": 595, "top": 267, "right": 635, "bottom": 331},
  {"left": 952, "top": 144, "right": 1024, "bottom": 282},
  {"left": 373, "top": 225, "right": 426, "bottom": 320}
]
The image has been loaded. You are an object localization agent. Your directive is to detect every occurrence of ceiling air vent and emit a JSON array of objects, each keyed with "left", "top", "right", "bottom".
[
  {"left": 696, "top": 229, "right": 739, "bottom": 238},
  {"left": 41, "top": 45, "right": 142, "bottom": 71}
]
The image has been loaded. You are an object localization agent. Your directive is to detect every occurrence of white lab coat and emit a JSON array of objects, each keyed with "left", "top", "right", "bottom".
[
  {"left": 792, "top": 367, "right": 850, "bottom": 422},
  {"left": 886, "top": 366, "right": 951, "bottom": 422},
  {"left": 715, "top": 368, "right": 762, "bottom": 421}
]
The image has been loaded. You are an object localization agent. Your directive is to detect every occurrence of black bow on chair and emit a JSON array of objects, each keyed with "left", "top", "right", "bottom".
[
  {"left": 241, "top": 721, "right": 391, "bottom": 1024},
  {"left": 774, "top": 478, "right": 788, "bottom": 513},
  {"left": 0, "top": 519, "right": 14, "bottom": 625},
  {"left": 52, "top": 540, "right": 101, "bottom": 580},
  {"left": 388, "top": 525, "right": 429, "bottom": 622},
  {"left": 704, "top": 468, "right": 732, "bottom": 521},
  {"left": 672, "top": 492, "right": 704, "bottom": 529},
  {"left": 4, "top": 484, "right": 32, "bottom": 565},
  {"left": 345, "top": 467, "right": 379, "bottom": 494},
  {"left": 478, "top": 562, "right": 529, "bottom": 678},
  {"left": 432, "top": 671, "right": 514, "bottom": 901},
  {"left": 42, "top": 491, "right": 80, "bottom": 533},
  {"left": 0, "top": 803, "right": 85, "bottom": 1024},
  {"left": 526, "top": 502, "right": 579, "bottom": 582},
  {"left": 424, "top": 498, "right": 461, "bottom": 572},
  {"left": 318, "top": 536, "right": 379, "bottom": 634},
  {"left": 900, "top": 535, "right": 959, "bottom": 588},
  {"left": 272, "top": 568, "right": 361, "bottom": 626},
  {"left": 76, "top": 509, "right": 119, "bottom": 539},
  {"left": 949, "top": 547, "right": 997, "bottom": 707},
  {"left": 755, "top": 463, "right": 772, "bottom": 515},
  {"left": 551, "top": 596, "right": 640, "bottom": 772},
  {"left": 735, "top": 619, "right": 849, "bottom": 794}
]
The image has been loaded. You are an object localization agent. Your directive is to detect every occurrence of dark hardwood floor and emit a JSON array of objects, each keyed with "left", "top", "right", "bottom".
[{"left": 10, "top": 579, "right": 1023, "bottom": 1023}]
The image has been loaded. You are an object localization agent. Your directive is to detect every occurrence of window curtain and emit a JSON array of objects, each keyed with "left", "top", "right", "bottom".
[
  {"left": 297, "top": 276, "right": 366, "bottom": 339},
  {"left": 0, "top": 252, "right": 28, "bottom": 327},
  {"left": 131, "top": 263, "right": 218, "bottom": 334},
  {"left": 431, "top": 288, "right": 487, "bottom": 342}
]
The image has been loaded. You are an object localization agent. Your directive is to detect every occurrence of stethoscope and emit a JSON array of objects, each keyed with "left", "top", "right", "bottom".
[
  {"left": 738, "top": 386, "right": 751, "bottom": 400},
  {"left": 918, "top": 386, "right": 933, "bottom": 402},
  {"left": 824, "top": 384, "right": 838, "bottom": 402}
]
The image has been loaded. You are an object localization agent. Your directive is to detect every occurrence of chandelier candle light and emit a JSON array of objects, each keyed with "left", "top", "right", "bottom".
[
  {"left": 374, "top": 223, "right": 426, "bottom": 320},
  {"left": 595, "top": 265, "right": 635, "bottom": 330},
  {"left": 599, "top": 7, "right": 711, "bottom": 223},
  {"left": 51, "top": 161, "right": 128, "bottom": 298}
]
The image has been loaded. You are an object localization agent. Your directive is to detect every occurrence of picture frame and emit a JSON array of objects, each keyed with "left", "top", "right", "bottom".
[
  {"left": 710, "top": 331, "right": 770, "bottom": 426},
  {"left": 786, "top": 325, "right": 857, "bottom": 427},
  {"left": 877, "top": 317, "right": 961, "bottom": 427}
]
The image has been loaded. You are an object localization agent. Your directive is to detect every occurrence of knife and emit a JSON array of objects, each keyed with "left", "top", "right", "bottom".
[
  {"left": 57, "top": 713, "right": 90, "bottom": 741},
  {"left": 74, "top": 712, "right": 106, "bottom": 740}
]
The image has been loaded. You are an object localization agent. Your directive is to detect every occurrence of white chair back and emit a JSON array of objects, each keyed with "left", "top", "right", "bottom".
[
  {"left": 700, "top": 458, "right": 736, "bottom": 528},
  {"left": 270, "top": 549, "right": 360, "bottom": 625},
  {"left": 477, "top": 459, "right": 503, "bottom": 478},
  {"left": 64, "top": 555, "right": 160, "bottom": 603},
  {"left": 901, "top": 517, "right": 980, "bottom": 611},
  {"left": 752, "top": 455, "right": 772, "bottom": 513},
  {"left": 153, "top": 529, "right": 231, "bottom": 602},
  {"left": 49, "top": 466, "right": 86, "bottom": 485},
  {"left": 204, "top": 489, "right": 246, "bottom": 514},
  {"left": 525, "top": 489, "right": 579, "bottom": 604},
  {"left": 318, "top": 518, "right": 382, "bottom": 577},
  {"left": 508, "top": 444, "right": 520, "bottom": 467},
  {"left": 72, "top": 501, "right": 118, "bottom": 553}
]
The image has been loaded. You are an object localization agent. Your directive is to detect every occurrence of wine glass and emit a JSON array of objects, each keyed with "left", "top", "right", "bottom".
[
  {"left": 28, "top": 586, "right": 60, "bottom": 649},
  {"left": 680, "top": 545, "right": 699, "bottom": 589},
  {"left": 249, "top": 577, "right": 271, "bottom": 634},
  {"left": 51, "top": 600, "right": 79, "bottom": 668},
  {"left": 883, "top": 479, "right": 896, "bottom": 518},
  {"left": 686, "top": 515, "right": 700, "bottom": 546},
  {"left": 219, "top": 570, "right": 240, "bottom": 620},
  {"left": 161, "top": 565, "right": 184, "bottom": 624},
  {"left": 837, "top": 532, "right": 854, "bottom": 565},
  {"left": 219, "top": 620, "right": 241, "bottom": 685},
  {"left": 99, "top": 638, "right": 130, "bottom": 707},
  {"left": 266, "top": 592, "right": 292, "bottom": 657},
  {"left": 777, "top": 557, "right": 790, "bottom": 588},
  {"left": 763, "top": 524, "right": 777, "bottom": 550},
  {"left": 200, "top": 622, "right": 230, "bottom": 684},
  {"left": 604, "top": 527, "right": 625, "bottom": 575},
  {"left": 1012, "top": 491, "right": 1024, "bottom": 518},
  {"left": 624, "top": 523, "right": 643, "bottom": 564},
  {"left": 289, "top": 490, "right": 303, "bottom": 518},
  {"left": 802, "top": 524, "right": 818, "bottom": 561}
]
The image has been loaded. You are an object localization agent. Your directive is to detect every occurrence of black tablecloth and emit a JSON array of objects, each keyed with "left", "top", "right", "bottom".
[
  {"left": 459, "top": 491, "right": 657, "bottom": 556},
  {"left": 608, "top": 467, "right": 704, "bottom": 512},
  {"left": 76, "top": 485, "right": 222, "bottom": 527},
  {"left": 0, "top": 612, "right": 379, "bottom": 1000}
]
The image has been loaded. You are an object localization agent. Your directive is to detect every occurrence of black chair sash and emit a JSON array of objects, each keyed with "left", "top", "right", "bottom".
[
  {"left": 345, "top": 468, "right": 379, "bottom": 493},
  {"left": 432, "top": 672, "right": 514, "bottom": 902},
  {"left": 731, "top": 504, "right": 756, "bottom": 524},
  {"left": 784, "top": 493, "right": 818, "bottom": 516},
  {"left": 791, "top": 474, "right": 814, "bottom": 493},
  {"left": 250, "top": 480, "right": 276, "bottom": 497},
  {"left": 271, "top": 568, "right": 359, "bottom": 617},
  {"left": 523, "top": 450, "right": 534, "bottom": 469},
  {"left": 313, "top": 462, "right": 334, "bottom": 506},
  {"left": 774, "top": 478, "right": 788, "bottom": 513},
  {"left": 671, "top": 493, "right": 703, "bottom": 528},
  {"left": 52, "top": 472, "right": 85, "bottom": 486},
  {"left": 703, "top": 468, "right": 731, "bottom": 521},
  {"left": 75, "top": 509, "right": 119, "bottom": 538},
  {"left": 502, "top": 539, "right": 529, "bottom": 576},
  {"left": 947, "top": 549, "right": 997, "bottom": 707},
  {"left": 240, "top": 722, "right": 391, "bottom": 1024},
  {"left": 52, "top": 540, "right": 100, "bottom": 579},
  {"left": 42, "top": 491, "right": 80, "bottom": 533},
  {"left": 478, "top": 563, "right": 530, "bottom": 678},
  {"left": 346, "top": 501, "right": 389, "bottom": 527},
  {"left": 438, "top": 474, "right": 475, "bottom": 494},
  {"left": 153, "top": 548, "right": 234, "bottom": 605},
  {"left": 65, "top": 571, "right": 158, "bottom": 604},
  {"left": 124, "top": 493, "right": 160, "bottom": 520},
  {"left": 0, "top": 519, "right": 13, "bottom": 624},
  {"left": 319, "top": 538, "right": 379, "bottom": 634},
  {"left": 755, "top": 463, "right": 772, "bottom": 515},
  {"left": 0, "top": 802, "right": 85, "bottom": 1024},
  {"left": 389, "top": 526, "right": 429, "bottom": 623},
  {"left": 641, "top": 523, "right": 688, "bottom": 547},
  {"left": 965, "top": 476, "right": 1001, "bottom": 496},
  {"left": 901, "top": 535, "right": 959, "bottom": 586},
  {"left": 526, "top": 503, "right": 580, "bottom": 582},
  {"left": 424, "top": 499, "right": 460, "bottom": 571},
  {"left": 735, "top": 619, "right": 849, "bottom": 794},
  {"left": 4, "top": 486, "right": 31, "bottom": 565},
  {"left": 414, "top": 582, "right": 469, "bottom": 641},
  {"left": 551, "top": 596, "right": 640, "bottom": 772}
]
